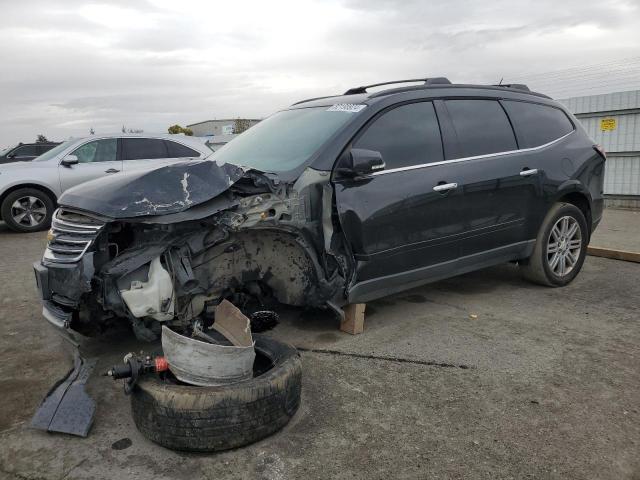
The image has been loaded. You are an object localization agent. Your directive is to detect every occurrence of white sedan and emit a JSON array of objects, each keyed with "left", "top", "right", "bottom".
[{"left": 0, "top": 134, "right": 215, "bottom": 232}]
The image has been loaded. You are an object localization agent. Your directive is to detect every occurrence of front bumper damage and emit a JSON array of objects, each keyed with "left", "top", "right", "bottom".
[
  {"left": 30, "top": 330, "right": 96, "bottom": 437},
  {"left": 34, "top": 259, "right": 93, "bottom": 330},
  {"left": 34, "top": 169, "right": 350, "bottom": 340},
  {"left": 31, "top": 163, "right": 350, "bottom": 438}
]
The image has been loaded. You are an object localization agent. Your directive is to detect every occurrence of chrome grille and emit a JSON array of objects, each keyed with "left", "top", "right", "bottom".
[{"left": 44, "top": 209, "right": 105, "bottom": 263}]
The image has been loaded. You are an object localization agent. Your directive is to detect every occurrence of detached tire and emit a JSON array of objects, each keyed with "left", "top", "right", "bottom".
[
  {"left": 131, "top": 335, "right": 301, "bottom": 452},
  {"left": 520, "top": 202, "right": 588, "bottom": 287}
]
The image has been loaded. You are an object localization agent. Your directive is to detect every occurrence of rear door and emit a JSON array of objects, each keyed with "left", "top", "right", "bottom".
[
  {"left": 59, "top": 138, "right": 122, "bottom": 191},
  {"left": 120, "top": 138, "right": 172, "bottom": 172},
  {"left": 334, "top": 101, "right": 467, "bottom": 301},
  {"left": 439, "top": 98, "right": 539, "bottom": 259},
  {"left": 121, "top": 138, "right": 202, "bottom": 172},
  {"left": 500, "top": 100, "right": 576, "bottom": 238}
]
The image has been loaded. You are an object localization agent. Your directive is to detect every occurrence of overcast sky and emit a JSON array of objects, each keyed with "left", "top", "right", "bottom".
[{"left": 2, "top": 0, "right": 640, "bottom": 147}]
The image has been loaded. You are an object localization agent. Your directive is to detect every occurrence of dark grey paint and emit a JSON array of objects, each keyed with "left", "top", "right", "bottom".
[{"left": 59, "top": 160, "right": 245, "bottom": 218}]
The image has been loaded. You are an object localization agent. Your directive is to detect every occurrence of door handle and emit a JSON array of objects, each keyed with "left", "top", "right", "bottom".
[
  {"left": 520, "top": 168, "right": 538, "bottom": 177},
  {"left": 105, "top": 168, "right": 120, "bottom": 173},
  {"left": 433, "top": 182, "right": 458, "bottom": 192}
]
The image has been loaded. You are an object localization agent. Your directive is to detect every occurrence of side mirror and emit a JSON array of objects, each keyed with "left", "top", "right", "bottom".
[
  {"left": 6, "top": 153, "right": 15, "bottom": 159},
  {"left": 337, "top": 149, "right": 385, "bottom": 177},
  {"left": 61, "top": 155, "right": 79, "bottom": 167}
]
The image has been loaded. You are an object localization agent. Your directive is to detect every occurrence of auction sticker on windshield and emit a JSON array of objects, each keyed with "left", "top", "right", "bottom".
[{"left": 327, "top": 104, "right": 367, "bottom": 113}]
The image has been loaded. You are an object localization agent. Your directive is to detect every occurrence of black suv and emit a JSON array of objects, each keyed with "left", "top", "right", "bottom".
[
  {"left": 0, "top": 142, "right": 59, "bottom": 164},
  {"left": 34, "top": 78, "right": 605, "bottom": 338}
]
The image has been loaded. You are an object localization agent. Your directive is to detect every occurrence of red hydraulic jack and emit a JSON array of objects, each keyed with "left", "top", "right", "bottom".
[{"left": 105, "top": 353, "right": 169, "bottom": 394}]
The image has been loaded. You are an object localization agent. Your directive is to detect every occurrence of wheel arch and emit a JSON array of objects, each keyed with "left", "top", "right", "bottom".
[
  {"left": 554, "top": 183, "right": 592, "bottom": 235},
  {"left": 0, "top": 183, "right": 58, "bottom": 211},
  {"left": 189, "top": 227, "right": 342, "bottom": 309}
]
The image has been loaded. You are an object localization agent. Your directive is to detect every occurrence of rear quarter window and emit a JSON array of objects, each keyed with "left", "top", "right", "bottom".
[
  {"left": 444, "top": 99, "right": 517, "bottom": 157},
  {"left": 165, "top": 141, "right": 200, "bottom": 158},
  {"left": 501, "top": 101, "right": 574, "bottom": 148}
]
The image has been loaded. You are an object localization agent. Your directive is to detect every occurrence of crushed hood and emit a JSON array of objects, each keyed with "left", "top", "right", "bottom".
[{"left": 59, "top": 160, "right": 245, "bottom": 218}]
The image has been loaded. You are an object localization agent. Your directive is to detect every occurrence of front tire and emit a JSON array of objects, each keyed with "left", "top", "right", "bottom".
[
  {"left": 520, "top": 202, "right": 588, "bottom": 287},
  {"left": 1, "top": 188, "right": 54, "bottom": 233}
]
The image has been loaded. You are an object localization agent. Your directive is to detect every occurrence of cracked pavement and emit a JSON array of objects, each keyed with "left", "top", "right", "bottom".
[{"left": 0, "top": 221, "right": 639, "bottom": 480}]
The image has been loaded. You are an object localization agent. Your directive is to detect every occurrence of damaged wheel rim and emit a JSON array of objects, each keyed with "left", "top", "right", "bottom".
[{"left": 160, "top": 300, "right": 256, "bottom": 386}]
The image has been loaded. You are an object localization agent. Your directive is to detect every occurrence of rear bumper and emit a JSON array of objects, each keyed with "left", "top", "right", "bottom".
[{"left": 591, "top": 197, "right": 604, "bottom": 234}]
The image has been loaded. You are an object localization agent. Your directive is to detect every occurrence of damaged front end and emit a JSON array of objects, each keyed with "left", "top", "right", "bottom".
[{"left": 35, "top": 161, "right": 350, "bottom": 340}]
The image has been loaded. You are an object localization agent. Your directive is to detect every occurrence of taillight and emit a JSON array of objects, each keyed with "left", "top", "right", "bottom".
[{"left": 594, "top": 144, "right": 607, "bottom": 160}]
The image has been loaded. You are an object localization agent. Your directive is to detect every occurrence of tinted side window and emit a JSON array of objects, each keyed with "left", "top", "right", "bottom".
[
  {"left": 36, "top": 144, "right": 56, "bottom": 155},
  {"left": 445, "top": 100, "right": 517, "bottom": 157},
  {"left": 71, "top": 139, "right": 117, "bottom": 163},
  {"left": 13, "top": 145, "right": 39, "bottom": 157},
  {"left": 165, "top": 141, "right": 200, "bottom": 158},
  {"left": 353, "top": 102, "right": 443, "bottom": 169},
  {"left": 502, "top": 101, "right": 574, "bottom": 148},
  {"left": 122, "top": 138, "right": 168, "bottom": 160}
]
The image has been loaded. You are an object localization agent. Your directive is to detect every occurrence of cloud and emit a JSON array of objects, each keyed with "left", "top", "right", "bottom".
[{"left": 1, "top": 0, "right": 639, "bottom": 146}]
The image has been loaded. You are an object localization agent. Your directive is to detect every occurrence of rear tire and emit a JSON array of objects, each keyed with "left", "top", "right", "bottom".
[
  {"left": 520, "top": 202, "right": 588, "bottom": 287},
  {"left": 131, "top": 335, "right": 302, "bottom": 452},
  {"left": 1, "top": 188, "right": 54, "bottom": 233}
]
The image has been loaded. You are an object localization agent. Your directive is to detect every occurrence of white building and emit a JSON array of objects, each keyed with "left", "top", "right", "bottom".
[
  {"left": 559, "top": 90, "right": 640, "bottom": 208},
  {"left": 186, "top": 119, "right": 261, "bottom": 137}
]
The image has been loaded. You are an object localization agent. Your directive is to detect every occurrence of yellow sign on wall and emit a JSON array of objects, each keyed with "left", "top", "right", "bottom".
[{"left": 600, "top": 118, "right": 617, "bottom": 131}]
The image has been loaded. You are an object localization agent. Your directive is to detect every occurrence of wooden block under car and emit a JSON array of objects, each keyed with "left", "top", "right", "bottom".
[{"left": 340, "top": 303, "right": 366, "bottom": 335}]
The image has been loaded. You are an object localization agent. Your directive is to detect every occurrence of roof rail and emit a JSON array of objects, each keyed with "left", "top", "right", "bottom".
[
  {"left": 291, "top": 95, "right": 340, "bottom": 106},
  {"left": 344, "top": 77, "right": 451, "bottom": 95},
  {"left": 493, "top": 83, "right": 531, "bottom": 92}
]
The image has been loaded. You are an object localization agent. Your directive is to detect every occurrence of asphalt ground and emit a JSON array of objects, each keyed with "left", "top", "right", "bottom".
[{"left": 0, "top": 210, "right": 638, "bottom": 480}]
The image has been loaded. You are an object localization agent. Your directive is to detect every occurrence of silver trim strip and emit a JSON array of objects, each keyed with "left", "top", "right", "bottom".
[
  {"left": 52, "top": 217, "right": 103, "bottom": 230},
  {"left": 51, "top": 237, "right": 92, "bottom": 244},
  {"left": 49, "top": 224, "right": 99, "bottom": 235},
  {"left": 44, "top": 208, "right": 105, "bottom": 263},
  {"left": 42, "top": 305, "right": 68, "bottom": 329},
  {"left": 43, "top": 243, "right": 93, "bottom": 263},
  {"left": 371, "top": 130, "right": 574, "bottom": 176}
]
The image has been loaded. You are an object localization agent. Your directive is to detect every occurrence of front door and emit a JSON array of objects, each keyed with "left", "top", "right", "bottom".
[
  {"left": 59, "top": 138, "right": 122, "bottom": 191},
  {"left": 333, "top": 101, "right": 466, "bottom": 302}
]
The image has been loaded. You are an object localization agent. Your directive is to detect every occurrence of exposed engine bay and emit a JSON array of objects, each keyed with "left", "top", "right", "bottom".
[{"left": 35, "top": 162, "right": 352, "bottom": 340}]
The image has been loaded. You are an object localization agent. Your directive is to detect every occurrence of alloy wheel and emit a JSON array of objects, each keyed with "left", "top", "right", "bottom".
[
  {"left": 546, "top": 215, "right": 582, "bottom": 277},
  {"left": 11, "top": 196, "right": 47, "bottom": 227}
]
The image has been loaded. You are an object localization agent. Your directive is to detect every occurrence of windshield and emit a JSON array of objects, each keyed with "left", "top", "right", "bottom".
[
  {"left": 34, "top": 140, "right": 74, "bottom": 162},
  {"left": 212, "top": 107, "right": 359, "bottom": 172}
]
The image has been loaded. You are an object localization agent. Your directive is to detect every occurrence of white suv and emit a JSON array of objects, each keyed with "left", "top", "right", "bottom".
[{"left": 0, "top": 134, "right": 214, "bottom": 232}]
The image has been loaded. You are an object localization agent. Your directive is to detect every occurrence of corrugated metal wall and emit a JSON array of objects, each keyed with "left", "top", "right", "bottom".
[
  {"left": 604, "top": 156, "right": 640, "bottom": 195},
  {"left": 578, "top": 115, "right": 640, "bottom": 153},
  {"left": 561, "top": 90, "right": 640, "bottom": 115},
  {"left": 560, "top": 90, "right": 640, "bottom": 198}
]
